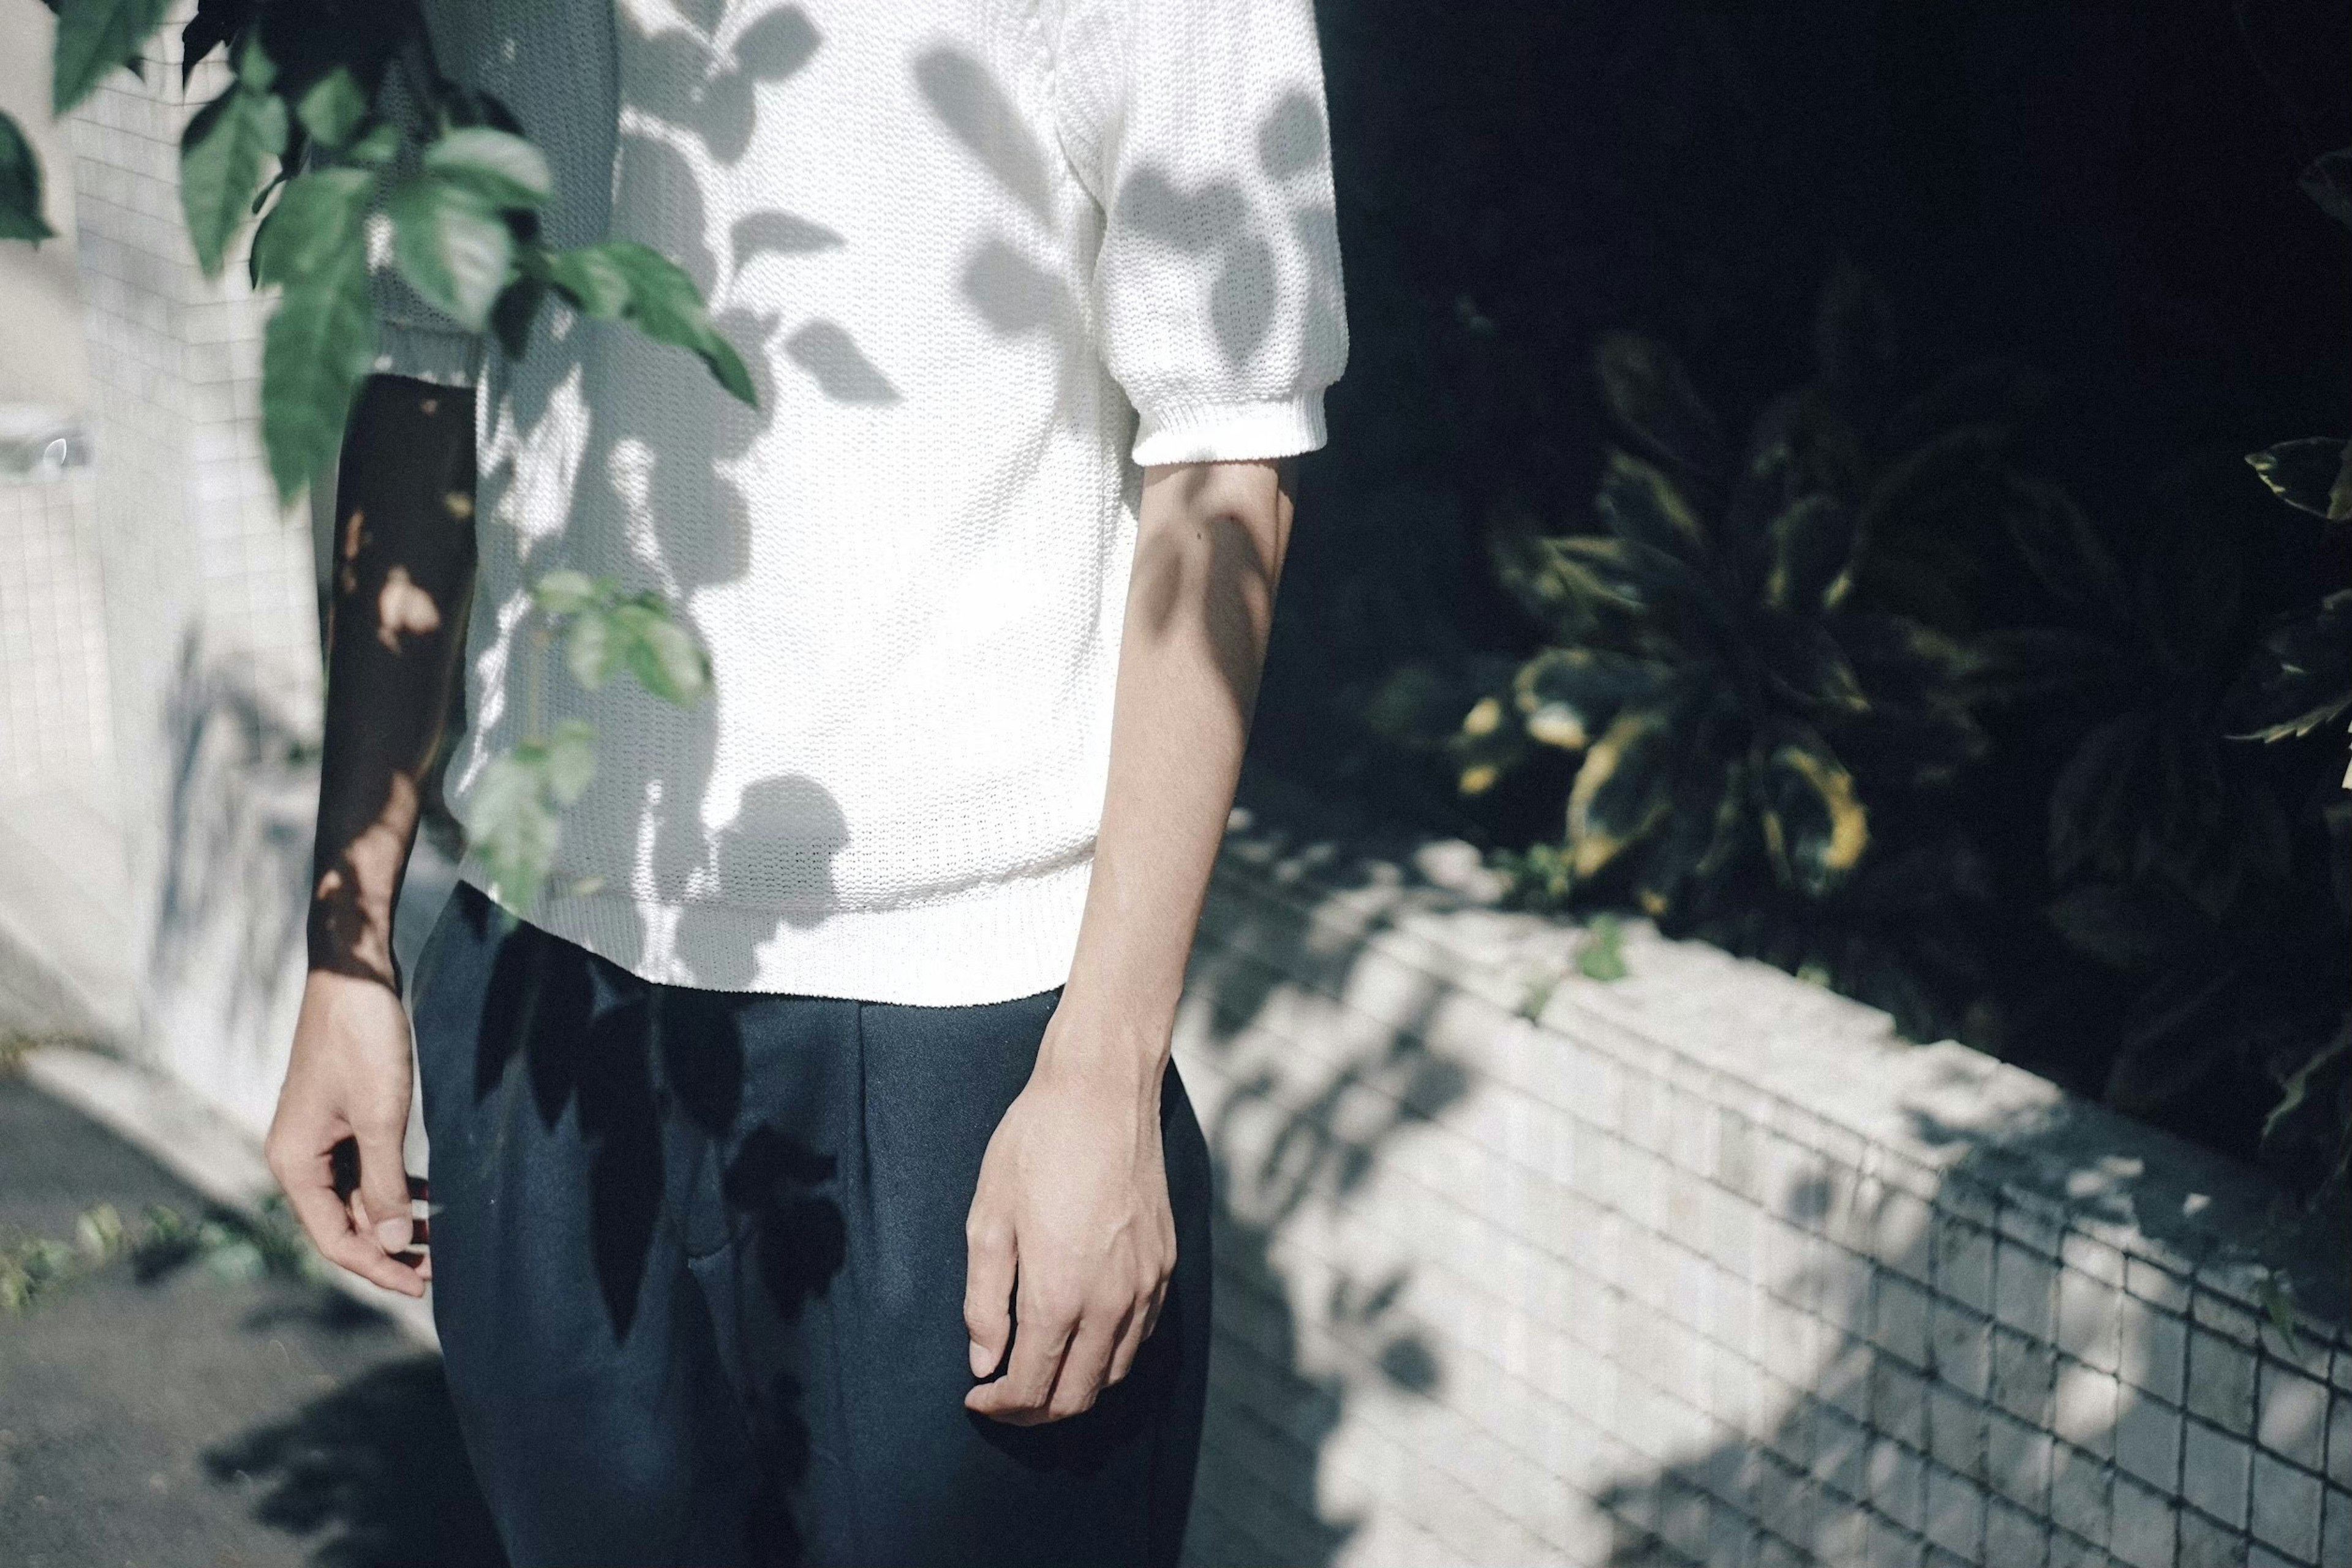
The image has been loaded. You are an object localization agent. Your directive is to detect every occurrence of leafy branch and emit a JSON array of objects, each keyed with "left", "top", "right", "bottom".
[
  {"left": 0, "top": 1197, "right": 330, "bottom": 1314},
  {"left": 466, "top": 571, "right": 714, "bottom": 913},
  {"left": 6, "top": 0, "right": 752, "bottom": 501},
  {"left": 3, "top": 0, "right": 742, "bottom": 914}
]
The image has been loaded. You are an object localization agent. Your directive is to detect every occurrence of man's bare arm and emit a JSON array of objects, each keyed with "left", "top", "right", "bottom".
[
  {"left": 266, "top": 375, "right": 478, "bottom": 1298},
  {"left": 963, "top": 458, "right": 1293, "bottom": 1423}
]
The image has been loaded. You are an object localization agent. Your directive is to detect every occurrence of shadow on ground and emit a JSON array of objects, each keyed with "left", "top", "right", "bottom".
[
  {"left": 206, "top": 1357, "right": 507, "bottom": 1568},
  {"left": 0, "top": 1071, "right": 503, "bottom": 1568}
]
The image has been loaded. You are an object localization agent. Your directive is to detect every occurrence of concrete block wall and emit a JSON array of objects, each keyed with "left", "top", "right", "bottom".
[
  {"left": 1172, "top": 790, "right": 2352, "bottom": 1567},
  {"left": 55, "top": 10, "right": 322, "bottom": 1136}
]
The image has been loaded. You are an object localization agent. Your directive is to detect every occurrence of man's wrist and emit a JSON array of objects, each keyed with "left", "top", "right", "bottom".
[{"left": 1035, "top": 987, "right": 1174, "bottom": 1104}]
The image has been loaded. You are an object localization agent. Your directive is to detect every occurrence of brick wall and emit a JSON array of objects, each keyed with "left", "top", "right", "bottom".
[{"left": 1174, "top": 791, "right": 2352, "bottom": 1568}]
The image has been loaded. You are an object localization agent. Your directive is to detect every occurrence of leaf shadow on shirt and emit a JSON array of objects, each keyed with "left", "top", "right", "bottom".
[
  {"left": 925, "top": 48, "right": 1346, "bottom": 415},
  {"left": 478, "top": 123, "right": 868, "bottom": 993},
  {"left": 623, "top": 2, "right": 821, "bottom": 166}
]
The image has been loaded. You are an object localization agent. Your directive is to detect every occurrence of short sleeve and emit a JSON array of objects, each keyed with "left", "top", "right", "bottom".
[
  {"left": 1054, "top": 0, "right": 1350, "bottom": 468},
  {"left": 364, "top": 59, "right": 485, "bottom": 389},
  {"left": 362, "top": 1, "right": 618, "bottom": 389}
]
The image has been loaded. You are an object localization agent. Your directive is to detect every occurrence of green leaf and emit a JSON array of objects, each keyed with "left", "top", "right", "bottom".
[
  {"left": 1576, "top": 913, "right": 1629, "bottom": 982},
  {"left": 0, "top": 113, "right": 54, "bottom": 241},
  {"left": 2247, "top": 437, "right": 2352, "bottom": 524},
  {"left": 1758, "top": 728, "right": 1869, "bottom": 896},
  {"left": 1450, "top": 690, "right": 1532, "bottom": 796},
  {"left": 2263, "top": 1017, "right": 2352, "bottom": 1144},
  {"left": 542, "top": 241, "right": 756, "bottom": 405},
  {"left": 251, "top": 165, "right": 374, "bottom": 286},
  {"left": 2230, "top": 590, "right": 2352, "bottom": 743},
  {"left": 1597, "top": 450, "right": 1709, "bottom": 567},
  {"left": 343, "top": 123, "right": 402, "bottom": 168},
  {"left": 468, "top": 748, "right": 563, "bottom": 913},
  {"left": 542, "top": 720, "right": 598, "bottom": 805},
  {"left": 614, "top": 598, "right": 712, "bottom": 706},
  {"left": 230, "top": 24, "right": 274, "bottom": 92},
  {"left": 1566, "top": 709, "right": 1678, "bottom": 880},
  {"left": 535, "top": 243, "right": 634, "bottom": 318},
  {"left": 565, "top": 606, "right": 623, "bottom": 690},
  {"left": 389, "top": 176, "right": 514, "bottom": 332},
  {"left": 179, "top": 86, "right": 285, "bottom": 276},
  {"left": 249, "top": 167, "right": 376, "bottom": 499},
  {"left": 423, "top": 127, "right": 553, "bottom": 209},
  {"left": 295, "top": 67, "right": 369, "bottom": 148},
  {"left": 52, "top": 0, "right": 172, "bottom": 115},
  {"left": 1512, "top": 647, "right": 1664, "bottom": 751},
  {"left": 1751, "top": 611, "right": 1868, "bottom": 717},
  {"left": 261, "top": 245, "right": 374, "bottom": 503},
  {"left": 1593, "top": 331, "right": 1724, "bottom": 481},
  {"left": 531, "top": 569, "right": 604, "bottom": 616},
  {"left": 1763, "top": 494, "right": 1855, "bottom": 612}
]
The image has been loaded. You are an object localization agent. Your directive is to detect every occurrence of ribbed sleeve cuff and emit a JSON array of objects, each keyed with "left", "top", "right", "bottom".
[
  {"left": 372, "top": 321, "right": 484, "bottom": 388},
  {"left": 1131, "top": 393, "right": 1329, "bottom": 467}
]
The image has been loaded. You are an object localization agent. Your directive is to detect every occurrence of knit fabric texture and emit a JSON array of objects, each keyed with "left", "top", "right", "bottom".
[{"left": 378, "top": 0, "right": 1348, "bottom": 1003}]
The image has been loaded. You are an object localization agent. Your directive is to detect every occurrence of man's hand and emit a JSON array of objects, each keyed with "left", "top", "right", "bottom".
[
  {"left": 266, "top": 970, "right": 428, "bottom": 1297},
  {"left": 963, "top": 1014, "right": 1175, "bottom": 1425}
]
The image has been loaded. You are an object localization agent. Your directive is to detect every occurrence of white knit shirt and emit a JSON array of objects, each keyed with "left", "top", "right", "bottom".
[{"left": 381, "top": 0, "right": 1348, "bottom": 1003}]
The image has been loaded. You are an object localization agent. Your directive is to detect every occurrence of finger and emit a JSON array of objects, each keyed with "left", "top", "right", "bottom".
[
  {"left": 965, "top": 1291, "right": 1074, "bottom": 1423},
  {"left": 1139, "top": 1273, "right": 1169, "bottom": 1344},
  {"left": 1106, "top": 1293, "right": 1151, "bottom": 1389},
  {"left": 343, "top": 1189, "right": 429, "bottom": 1296},
  {"left": 280, "top": 1142, "right": 426, "bottom": 1296},
  {"left": 963, "top": 1212, "right": 1016, "bottom": 1379},
  {"left": 353, "top": 1125, "right": 417, "bottom": 1254},
  {"left": 276, "top": 1140, "right": 362, "bottom": 1260},
  {"left": 1043, "top": 1313, "right": 1121, "bottom": 1422}
]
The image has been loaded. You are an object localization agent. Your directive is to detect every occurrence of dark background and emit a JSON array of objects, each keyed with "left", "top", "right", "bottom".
[{"left": 1259, "top": 0, "right": 2352, "bottom": 1165}]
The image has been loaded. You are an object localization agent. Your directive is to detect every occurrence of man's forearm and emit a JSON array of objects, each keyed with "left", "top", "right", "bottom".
[
  {"left": 1046, "top": 459, "right": 1295, "bottom": 1088},
  {"left": 307, "top": 376, "right": 478, "bottom": 986}
]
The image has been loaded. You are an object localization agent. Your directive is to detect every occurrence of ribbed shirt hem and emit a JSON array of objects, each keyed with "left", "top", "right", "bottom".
[
  {"left": 458, "top": 855, "right": 1094, "bottom": 1006},
  {"left": 1131, "top": 393, "right": 1329, "bottom": 467},
  {"left": 372, "top": 321, "right": 484, "bottom": 388}
]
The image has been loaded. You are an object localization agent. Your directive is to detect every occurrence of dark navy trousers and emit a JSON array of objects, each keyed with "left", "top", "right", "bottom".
[{"left": 409, "top": 883, "right": 1212, "bottom": 1567}]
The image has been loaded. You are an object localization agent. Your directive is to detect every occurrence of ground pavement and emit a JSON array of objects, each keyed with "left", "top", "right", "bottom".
[{"left": 0, "top": 1068, "right": 505, "bottom": 1568}]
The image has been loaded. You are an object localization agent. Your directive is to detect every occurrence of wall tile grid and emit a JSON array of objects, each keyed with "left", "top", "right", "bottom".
[
  {"left": 59, "top": 13, "right": 323, "bottom": 1136},
  {"left": 0, "top": 466, "right": 112, "bottom": 797},
  {"left": 1173, "top": 807, "right": 2352, "bottom": 1567}
]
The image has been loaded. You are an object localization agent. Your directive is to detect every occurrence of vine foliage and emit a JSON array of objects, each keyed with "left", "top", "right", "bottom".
[{"left": 2, "top": 0, "right": 756, "bottom": 911}]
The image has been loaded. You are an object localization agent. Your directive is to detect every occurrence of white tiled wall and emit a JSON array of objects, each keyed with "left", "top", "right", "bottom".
[
  {"left": 0, "top": 467, "right": 112, "bottom": 799},
  {"left": 58, "top": 10, "right": 322, "bottom": 1136},
  {"left": 1174, "top": 801, "right": 2352, "bottom": 1567}
]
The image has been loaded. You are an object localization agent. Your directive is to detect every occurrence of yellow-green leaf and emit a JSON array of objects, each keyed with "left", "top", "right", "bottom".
[
  {"left": 2247, "top": 437, "right": 2352, "bottom": 524},
  {"left": 1759, "top": 736, "right": 1868, "bottom": 895},
  {"left": 1566, "top": 709, "right": 1676, "bottom": 879}
]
